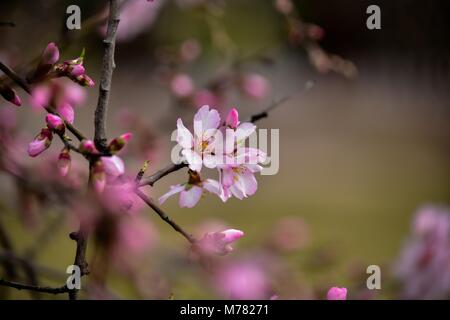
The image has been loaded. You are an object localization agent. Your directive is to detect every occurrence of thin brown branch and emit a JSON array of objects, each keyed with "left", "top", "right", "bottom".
[
  {"left": 94, "top": 0, "right": 120, "bottom": 152},
  {"left": 0, "top": 279, "right": 69, "bottom": 295},
  {"left": 134, "top": 189, "right": 196, "bottom": 244},
  {"left": 138, "top": 163, "right": 187, "bottom": 187}
]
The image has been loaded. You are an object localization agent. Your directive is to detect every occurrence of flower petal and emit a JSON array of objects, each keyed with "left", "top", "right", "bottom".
[
  {"left": 182, "top": 149, "right": 202, "bottom": 172},
  {"left": 179, "top": 185, "right": 203, "bottom": 208},
  {"left": 176, "top": 118, "right": 193, "bottom": 149},
  {"left": 194, "top": 105, "right": 221, "bottom": 138},
  {"left": 159, "top": 184, "right": 185, "bottom": 205}
]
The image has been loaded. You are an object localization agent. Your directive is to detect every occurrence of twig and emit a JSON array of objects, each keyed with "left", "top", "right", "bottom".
[
  {"left": 0, "top": 279, "right": 69, "bottom": 295},
  {"left": 138, "top": 163, "right": 187, "bottom": 187},
  {"left": 134, "top": 189, "right": 196, "bottom": 244},
  {"left": 94, "top": 0, "right": 120, "bottom": 152},
  {"left": 0, "top": 61, "right": 86, "bottom": 142}
]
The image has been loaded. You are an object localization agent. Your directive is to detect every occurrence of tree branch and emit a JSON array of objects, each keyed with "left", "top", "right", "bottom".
[
  {"left": 0, "top": 279, "right": 69, "bottom": 295},
  {"left": 134, "top": 189, "right": 196, "bottom": 244},
  {"left": 94, "top": 0, "right": 120, "bottom": 152}
]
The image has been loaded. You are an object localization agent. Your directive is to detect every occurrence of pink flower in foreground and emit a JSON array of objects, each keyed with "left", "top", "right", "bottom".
[
  {"left": 176, "top": 105, "right": 221, "bottom": 172},
  {"left": 102, "top": 180, "right": 144, "bottom": 214},
  {"left": 215, "top": 261, "right": 270, "bottom": 299},
  {"left": 101, "top": 155, "right": 125, "bottom": 178},
  {"left": 159, "top": 171, "right": 221, "bottom": 208},
  {"left": 199, "top": 229, "right": 244, "bottom": 255},
  {"left": 394, "top": 205, "right": 450, "bottom": 299},
  {"left": 57, "top": 102, "right": 75, "bottom": 124},
  {"left": 171, "top": 73, "right": 195, "bottom": 98},
  {"left": 27, "top": 128, "right": 53, "bottom": 157},
  {"left": 241, "top": 73, "right": 270, "bottom": 100},
  {"left": 45, "top": 114, "right": 65, "bottom": 133},
  {"left": 327, "top": 287, "right": 347, "bottom": 300}
]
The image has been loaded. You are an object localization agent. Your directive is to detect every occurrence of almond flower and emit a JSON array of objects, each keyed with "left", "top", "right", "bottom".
[
  {"left": 176, "top": 105, "right": 221, "bottom": 172},
  {"left": 27, "top": 128, "right": 53, "bottom": 157},
  {"left": 326, "top": 287, "right": 347, "bottom": 300},
  {"left": 159, "top": 171, "right": 221, "bottom": 208},
  {"left": 198, "top": 229, "right": 244, "bottom": 255}
]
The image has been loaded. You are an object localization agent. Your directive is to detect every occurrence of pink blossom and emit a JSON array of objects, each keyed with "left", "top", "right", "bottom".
[
  {"left": 27, "top": 128, "right": 53, "bottom": 157},
  {"left": 225, "top": 108, "right": 239, "bottom": 129},
  {"left": 30, "top": 85, "right": 51, "bottom": 110},
  {"left": 45, "top": 114, "right": 65, "bottom": 133},
  {"left": 79, "top": 139, "right": 98, "bottom": 154},
  {"left": 57, "top": 102, "right": 74, "bottom": 124},
  {"left": 394, "top": 205, "right": 450, "bottom": 299},
  {"left": 171, "top": 73, "right": 195, "bottom": 98},
  {"left": 214, "top": 261, "right": 270, "bottom": 299},
  {"left": 193, "top": 89, "right": 220, "bottom": 108},
  {"left": 159, "top": 177, "right": 221, "bottom": 208},
  {"left": 75, "top": 74, "right": 95, "bottom": 87},
  {"left": 66, "top": 63, "right": 85, "bottom": 77},
  {"left": 108, "top": 132, "right": 132, "bottom": 154},
  {"left": 100, "top": 0, "right": 165, "bottom": 43},
  {"left": 327, "top": 287, "right": 347, "bottom": 300},
  {"left": 92, "top": 160, "right": 106, "bottom": 193},
  {"left": 101, "top": 155, "right": 125, "bottom": 178},
  {"left": 41, "top": 42, "right": 60, "bottom": 65},
  {"left": 176, "top": 105, "right": 221, "bottom": 172},
  {"left": 102, "top": 180, "right": 144, "bottom": 214},
  {"left": 241, "top": 73, "right": 270, "bottom": 100},
  {"left": 219, "top": 164, "right": 260, "bottom": 201},
  {"left": 57, "top": 148, "right": 71, "bottom": 176},
  {"left": 199, "top": 229, "right": 244, "bottom": 255}
]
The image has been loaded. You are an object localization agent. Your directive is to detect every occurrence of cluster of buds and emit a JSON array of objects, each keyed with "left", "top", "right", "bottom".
[
  {"left": 29, "top": 43, "right": 94, "bottom": 87},
  {"left": 79, "top": 133, "right": 132, "bottom": 193}
]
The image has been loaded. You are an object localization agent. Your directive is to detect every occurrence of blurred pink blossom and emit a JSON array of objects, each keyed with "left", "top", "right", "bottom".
[
  {"left": 241, "top": 73, "right": 270, "bottom": 100},
  {"left": 198, "top": 229, "right": 245, "bottom": 255},
  {"left": 214, "top": 261, "right": 271, "bottom": 299},
  {"left": 327, "top": 287, "right": 347, "bottom": 300},
  {"left": 171, "top": 73, "right": 195, "bottom": 98},
  {"left": 101, "top": 155, "right": 125, "bottom": 178}
]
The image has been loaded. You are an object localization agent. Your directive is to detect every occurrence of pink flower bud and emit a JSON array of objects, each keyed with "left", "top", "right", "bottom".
[
  {"left": 42, "top": 42, "right": 60, "bottom": 65},
  {"left": 101, "top": 155, "right": 125, "bottom": 178},
  {"left": 225, "top": 108, "right": 239, "bottom": 129},
  {"left": 66, "top": 64, "right": 85, "bottom": 77},
  {"left": 79, "top": 139, "right": 98, "bottom": 154},
  {"left": 199, "top": 228, "right": 244, "bottom": 255},
  {"left": 27, "top": 128, "right": 53, "bottom": 157},
  {"left": 327, "top": 287, "right": 347, "bottom": 300},
  {"left": 92, "top": 160, "right": 106, "bottom": 193},
  {"left": 170, "top": 73, "right": 194, "bottom": 98},
  {"left": 75, "top": 74, "right": 95, "bottom": 87},
  {"left": 241, "top": 73, "right": 270, "bottom": 100},
  {"left": 0, "top": 85, "right": 21, "bottom": 107},
  {"left": 108, "top": 132, "right": 132, "bottom": 154},
  {"left": 57, "top": 102, "right": 75, "bottom": 124},
  {"left": 57, "top": 148, "right": 71, "bottom": 176},
  {"left": 45, "top": 114, "right": 65, "bottom": 133}
]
